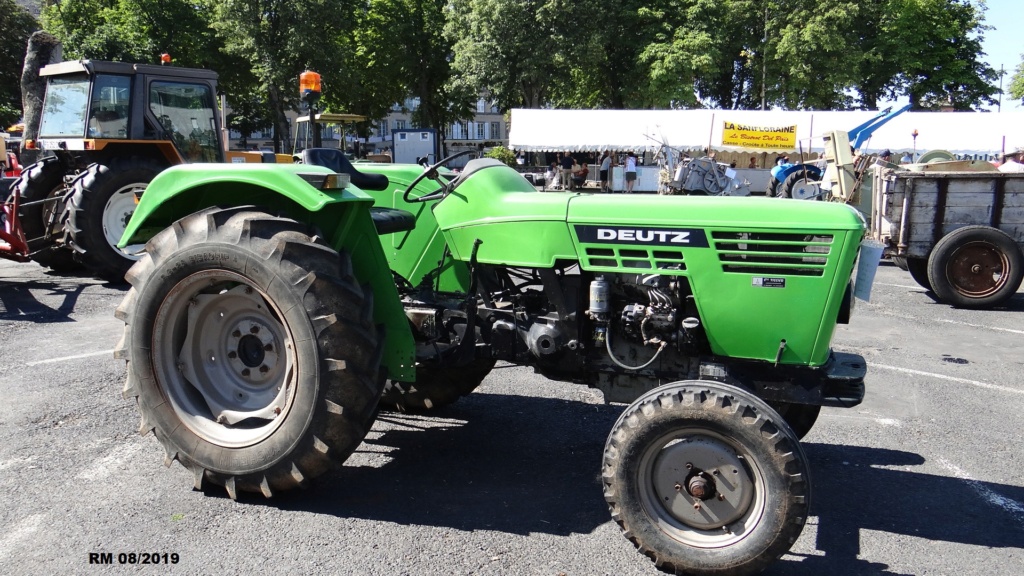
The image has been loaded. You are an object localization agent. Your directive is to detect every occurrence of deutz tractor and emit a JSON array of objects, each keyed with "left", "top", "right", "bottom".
[
  {"left": 11, "top": 60, "right": 241, "bottom": 280},
  {"left": 115, "top": 148, "right": 873, "bottom": 575}
]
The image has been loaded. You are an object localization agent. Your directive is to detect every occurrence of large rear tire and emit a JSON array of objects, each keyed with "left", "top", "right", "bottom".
[
  {"left": 779, "top": 168, "right": 822, "bottom": 200},
  {"left": 12, "top": 157, "right": 79, "bottom": 271},
  {"left": 927, "top": 226, "right": 1024, "bottom": 309},
  {"left": 116, "top": 207, "right": 384, "bottom": 498},
  {"left": 380, "top": 358, "right": 496, "bottom": 411},
  {"left": 603, "top": 380, "right": 809, "bottom": 576},
  {"left": 65, "top": 157, "right": 164, "bottom": 282}
]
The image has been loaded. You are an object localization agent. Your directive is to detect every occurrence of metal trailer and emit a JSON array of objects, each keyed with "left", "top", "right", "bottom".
[{"left": 870, "top": 165, "right": 1024, "bottom": 308}]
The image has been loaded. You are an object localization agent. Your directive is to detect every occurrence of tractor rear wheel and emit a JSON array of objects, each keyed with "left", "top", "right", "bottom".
[
  {"left": 927, "top": 226, "right": 1024, "bottom": 308},
  {"left": 779, "top": 169, "right": 822, "bottom": 200},
  {"left": 380, "top": 358, "right": 496, "bottom": 411},
  {"left": 603, "top": 380, "right": 809, "bottom": 576},
  {"left": 12, "top": 157, "right": 79, "bottom": 271},
  {"left": 116, "top": 206, "right": 384, "bottom": 498},
  {"left": 65, "top": 157, "right": 164, "bottom": 282}
]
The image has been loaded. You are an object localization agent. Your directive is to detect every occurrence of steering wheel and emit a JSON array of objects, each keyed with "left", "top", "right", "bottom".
[{"left": 402, "top": 150, "right": 476, "bottom": 203}]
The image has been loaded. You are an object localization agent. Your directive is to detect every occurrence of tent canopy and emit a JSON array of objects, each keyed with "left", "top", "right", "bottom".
[{"left": 508, "top": 108, "right": 1024, "bottom": 155}]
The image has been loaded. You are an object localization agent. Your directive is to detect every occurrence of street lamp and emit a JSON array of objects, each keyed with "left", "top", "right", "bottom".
[
  {"left": 300, "top": 71, "right": 322, "bottom": 148},
  {"left": 911, "top": 129, "right": 918, "bottom": 163}
]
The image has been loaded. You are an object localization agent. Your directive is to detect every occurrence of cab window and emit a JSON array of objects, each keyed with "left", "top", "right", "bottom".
[
  {"left": 88, "top": 74, "right": 131, "bottom": 138},
  {"left": 149, "top": 81, "right": 220, "bottom": 162}
]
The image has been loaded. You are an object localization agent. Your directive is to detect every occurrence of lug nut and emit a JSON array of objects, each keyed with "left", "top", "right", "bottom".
[
  {"left": 241, "top": 368, "right": 250, "bottom": 377},
  {"left": 674, "top": 483, "right": 682, "bottom": 492},
  {"left": 228, "top": 351, "right": 237, "bottom": 359},
  {"left": 264, "top": 343, "right": 273, "bottom": 352},
  {"left": 232, "top": 330, "right": 241, "bottom": 338},
  {"left": 250, "top": 326, "right": 259, "bottom": 334},
  {"left": 259, "top": 365, "right": 269, "bottom": 374}
]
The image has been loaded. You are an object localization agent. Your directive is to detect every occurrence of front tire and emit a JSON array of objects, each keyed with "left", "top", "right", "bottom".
[
  {"left": 927, "top": 226, "right": 1024, "bottom": 308},
  {"left": 65, "top": 157, "right": 164, "bottom": 282},
  {"left": 905, "top": 257, "right": 931, "bottom": 291},
  {"left": 116, "top": 207, "right": 384, "bottom": 498},
  {"left": 603, "top": 380, "right": 809, "bottom": 576}
]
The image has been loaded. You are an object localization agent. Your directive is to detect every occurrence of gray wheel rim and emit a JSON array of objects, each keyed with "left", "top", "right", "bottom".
[
  {"left": 638, "top": 428, "right": 766, "bottom": 548},
  {"left": 791, "top": 178, "right": 820, "bottom": 200},
  {"left": 152, "top": 269, "right": 297, "bottom": 448},
  {"left": 102, "top": 182, "right": 146, "bottom": 259}
]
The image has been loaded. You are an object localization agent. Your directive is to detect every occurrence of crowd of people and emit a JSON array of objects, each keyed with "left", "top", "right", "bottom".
[{"left": 543, "top": 151, "right": 639, "bottom": 192}]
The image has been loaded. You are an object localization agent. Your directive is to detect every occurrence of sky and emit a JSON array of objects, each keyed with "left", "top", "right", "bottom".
[{"left": 978, "top": 0, "right": 1023, "bottom": 111}]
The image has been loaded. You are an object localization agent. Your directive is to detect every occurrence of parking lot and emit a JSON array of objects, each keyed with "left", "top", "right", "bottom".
[{"left": 0, "top": 257, "right": 1021, "bottom": 575}]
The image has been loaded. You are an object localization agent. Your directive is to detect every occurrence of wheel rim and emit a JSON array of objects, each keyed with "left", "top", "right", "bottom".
[
  {"left": 152, "top": 270, "right": 297, "bottom": 448},
  {"left": 946, "top": 241, "right": 1009, "bottom": 297},
  {"left": 102, "top": 183, "right": 146, "bottom": 259},
  {"left": 638, "top": 428, "right": 765, "bottom": 548},
  {"left": 791, "top": 178, "right": 820, "bottom": 200}
]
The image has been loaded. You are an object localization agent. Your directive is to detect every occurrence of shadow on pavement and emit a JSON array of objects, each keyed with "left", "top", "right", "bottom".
[
  {"left": 234, "top": 391, "right": 1022, "bottom": 571},
  {"left": 0, "top": 277, "right": 92, "bottom": 322}
]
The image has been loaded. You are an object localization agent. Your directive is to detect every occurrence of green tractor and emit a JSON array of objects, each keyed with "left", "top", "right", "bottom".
[{"left": 115, "top": 148, "right": 873, "bottom": 575}]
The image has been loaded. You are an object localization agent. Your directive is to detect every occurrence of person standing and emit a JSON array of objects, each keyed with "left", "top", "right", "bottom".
[
  {"left": 624, "top": 151, "right": 637, "bottom": 193},
  {"left": 599, "top": 151, "right": 611, "bottom": 192},
  {"left": 560, "top": 153, "right": 574, "bottom": 190},
  {"left": 747, "top": 157, "right": 757, "bottom": 169}
]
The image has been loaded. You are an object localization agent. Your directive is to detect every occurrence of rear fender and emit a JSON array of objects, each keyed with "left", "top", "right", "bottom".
[{"left": 120, "top": 163, "right": 416, "bottom": 382}]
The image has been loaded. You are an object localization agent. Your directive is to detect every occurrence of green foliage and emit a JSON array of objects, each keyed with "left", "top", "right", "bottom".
[
  {"left": 0, "top": 0, "right": 38, "bottom": 126},
  {"left": 484, "top": 145, "right": 517, "bottom": 167},
  {"left": 1010, "top": 57, "right": 1024, "bottom": 104}
]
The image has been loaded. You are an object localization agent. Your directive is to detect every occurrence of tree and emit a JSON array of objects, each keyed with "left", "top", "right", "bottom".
[
  {"left": 1010, "top": 56, "right": 1024, "bottom": 105},
  {"left": 447, "top": 0, "right": 564, "bottom": 110},
  {"left": 0, "top": 0, "right": 38, "bottom": 126},
  {"left": 210, "top": 0, "right": 354, "bottom": 152},
  {"left": 42, "top": 0, "right": 221, "bottom": 67}
]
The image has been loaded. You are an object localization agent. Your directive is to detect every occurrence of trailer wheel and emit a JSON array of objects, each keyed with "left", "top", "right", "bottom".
[
  {"left": 116, "top": 207, "right": 384, "bottom": 498},
  {"left": 905, "top": 257, "right": 932, "bottom": 291},
  {"left": 603, "top": 380, "right": 809, "bottom": 576},
  {"left": 12, "top": 158, "right": 79, "bottom": 271},
  {"left": 380, "top": 359, "right": 496, "bottom": 412},
  {"left": 767, "top": 401, "right": 821, "bottom": 440},
  {"left": 65, "top": 158, "right": 164, "bottom": 282},
  {"left": 779, "top": 169, "right": 822, "bottom": 200},
  {"left": 927, "top": 226, "right": 1024, "bottom": 308}
]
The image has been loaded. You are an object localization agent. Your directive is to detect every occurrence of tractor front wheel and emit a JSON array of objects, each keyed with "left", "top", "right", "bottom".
[
  {"left": 603, "top": 380, "right": 810, "bottom": 576},
  {"left": 65, "top": 157, "right": 164, "bottom": 282},
  {"left": 116, "top": 207, "right": 384, "bottom": 498}
]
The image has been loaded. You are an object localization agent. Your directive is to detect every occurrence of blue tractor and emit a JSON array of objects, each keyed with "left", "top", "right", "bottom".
[{"left": 766, "top": 105, "right": 910, "bottom": 199}]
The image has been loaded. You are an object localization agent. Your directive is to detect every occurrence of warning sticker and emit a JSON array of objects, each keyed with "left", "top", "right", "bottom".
[{"left": 752, "top": 277, "right": 786, "bottom": 288}]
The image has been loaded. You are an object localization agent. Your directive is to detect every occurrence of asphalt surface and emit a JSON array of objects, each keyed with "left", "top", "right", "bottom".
[{"left": 0, "top": 258, "right": 1022, "bottom": 575}]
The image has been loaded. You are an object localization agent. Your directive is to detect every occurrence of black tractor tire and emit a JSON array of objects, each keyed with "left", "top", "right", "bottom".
[
  {"left": 905, "top": 257, "right": 932, "bottom": 291},
  {"left": 65, "top": 157, "right": 165, "bottom": 283},
  {"left": 603, "top": 380, "right": 810, "bottom": 576},
  {"left": 778, "top": 168, "right": 823, "bottom": 200},
  {"left": 890, "top": 255, "right": 909, "bottom": 271},
  {"left": 767, "top": 401, "right": 821, "bottom": 440},
  {"left": 764, "top": 177, "right": 779, "bottom": 198},
  {"left": 12, "top": 157, "right": 80, "bottom": 272},
  {"left": 380, "top": 358, "right": 497, "bottom": 412},
  {"left": 926, "top": 225, "right": 1024, "bottom": 309},
  {"left": 116, "top": 206, "right": 385, "bottom": 498}
]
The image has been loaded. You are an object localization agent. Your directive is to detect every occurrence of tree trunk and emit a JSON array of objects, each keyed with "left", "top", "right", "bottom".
[
  {"left": 20, "top": 32, "right": 62, "bottom": 165},
  {"left": 267, "top": 84, "right": 289, "bottom": 154}
]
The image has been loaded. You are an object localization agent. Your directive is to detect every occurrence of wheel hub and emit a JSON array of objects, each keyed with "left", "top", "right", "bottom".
[
  {"left": 171, "top": 280, "right": 293, "bottom": 436},
  {"left": 948, "top": 241, "right": 1007, "bottom": 296},
  {"left": 651, "top": 435, "right": 754, "bottom": 531},
  {"left": 792, "top": 179, "right": 820, "bottom": 200},
  {"left": 102, "top": 183, "right": 146, "bottom": 260}
]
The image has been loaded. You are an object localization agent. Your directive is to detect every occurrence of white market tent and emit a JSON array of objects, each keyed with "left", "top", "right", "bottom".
[{"left": 508, "top": 108, "right": 1024, "bottom": 156}]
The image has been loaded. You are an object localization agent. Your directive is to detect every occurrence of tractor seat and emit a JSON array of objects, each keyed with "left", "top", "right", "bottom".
[
  {"left": 369, "top": 207, "right": 416, "bottom": 235},
  {"left": 301, "top": 148, "right": 390, "bottom": 191}
]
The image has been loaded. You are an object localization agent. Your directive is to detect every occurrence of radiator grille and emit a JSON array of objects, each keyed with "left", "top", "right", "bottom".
[
  {"left": 583, "top": 247, "right": 686, "bottom": 272},
  {"left": 711, "top": 232, "right": 833, "bottom": 276}
]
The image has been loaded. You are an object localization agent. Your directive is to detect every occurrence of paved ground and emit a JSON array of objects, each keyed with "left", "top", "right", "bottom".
[{"left": 0, "top": 258, "right": 1021, "bottom": 575}]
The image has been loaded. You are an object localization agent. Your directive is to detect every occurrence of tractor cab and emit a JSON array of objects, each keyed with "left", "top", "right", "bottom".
[{"left": 30, "top": 60, "right": 222, "bottom": 165}]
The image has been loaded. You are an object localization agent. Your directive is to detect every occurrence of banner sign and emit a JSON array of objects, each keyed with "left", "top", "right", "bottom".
[{"left": 722, "top": 121, "right": 797, "bottom": 149}]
